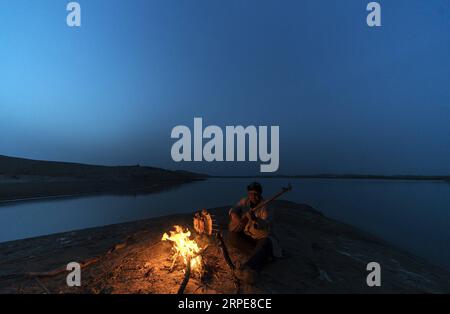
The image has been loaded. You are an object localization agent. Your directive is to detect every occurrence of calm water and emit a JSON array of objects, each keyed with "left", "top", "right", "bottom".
[{"left": 1, "top": 178, "right": 449, "bottom": 270}]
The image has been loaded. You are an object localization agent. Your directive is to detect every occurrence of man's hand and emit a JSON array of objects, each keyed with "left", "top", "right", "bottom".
[
  {"left": 244, "top": 210, "right": 259, "bottom": 230},
  {"left": 248, "top": 210, "right": 257, "bottom": 221}
]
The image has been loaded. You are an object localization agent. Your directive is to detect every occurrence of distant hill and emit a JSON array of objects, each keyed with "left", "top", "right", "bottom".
[
  {"left": 0, "top": 155, "right": 206, "bottom": 202},
  {"left": 0, "top": 155, "right": 205, "bottom": 180}
]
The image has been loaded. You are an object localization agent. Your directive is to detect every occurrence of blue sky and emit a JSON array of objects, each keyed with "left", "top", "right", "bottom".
[{"left": 0, "top": 0, "right": 449, "bottom": 175}]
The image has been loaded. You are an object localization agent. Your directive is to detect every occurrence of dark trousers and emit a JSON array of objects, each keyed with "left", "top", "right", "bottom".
[{"left": 228, "top": 231, "right": 273, "bottom": 272}]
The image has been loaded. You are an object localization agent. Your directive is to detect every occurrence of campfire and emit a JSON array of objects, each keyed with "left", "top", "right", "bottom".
[
  {"left": 162, "top": 225, "right": 203, "bottom": 274},
  {"left": 161, "top": 225, "right": 205, "bottom": 293}
]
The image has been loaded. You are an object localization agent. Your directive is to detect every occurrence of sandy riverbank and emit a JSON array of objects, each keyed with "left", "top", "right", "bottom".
[{"left": 1, "top": 200, "right": 449, "bottom": 294}]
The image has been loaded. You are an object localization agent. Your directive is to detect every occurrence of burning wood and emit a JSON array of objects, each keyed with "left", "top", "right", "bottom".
[{"left": 161, "top": 225, "right": 204, "bottom": 294}]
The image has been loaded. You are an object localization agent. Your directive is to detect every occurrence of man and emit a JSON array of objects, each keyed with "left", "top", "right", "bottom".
[{"left": 228, "top": 182, "right": 282, "bottom": 283}]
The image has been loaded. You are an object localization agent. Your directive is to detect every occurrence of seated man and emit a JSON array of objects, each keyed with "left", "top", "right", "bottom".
[{"left": 228, "top": 182, "right": 282, "bottom": 283}]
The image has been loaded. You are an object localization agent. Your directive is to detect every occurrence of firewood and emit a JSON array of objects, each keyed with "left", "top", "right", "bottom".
[
  {"left": 177, "top": 257, "right": 192, "bottom": 294},
  {"left": 26, "top": 257, "right": 100, "bottom": 278}
]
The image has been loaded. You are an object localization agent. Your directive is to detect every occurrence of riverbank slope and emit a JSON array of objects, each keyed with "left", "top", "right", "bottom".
[{"left": 1, "top": 200, "right": 449, "bottom": 294}]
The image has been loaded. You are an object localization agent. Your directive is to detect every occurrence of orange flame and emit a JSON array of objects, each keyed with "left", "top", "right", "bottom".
[{"left": 161, "top": 225, "right": 202, "bottom": 273}]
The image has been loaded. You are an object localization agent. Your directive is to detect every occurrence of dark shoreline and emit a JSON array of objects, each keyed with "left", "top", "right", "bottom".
[
  {"left": 1, "top": 154, "right": 448, "bottom": 203},
  {"left": 211, "top": 175, "right": 450, "bottom": 181},
  {"left": 1, "top": 176, "right": 446, "bottom": 205},
  {"left": 0, "top": 178, "right": 204, "bottom": 204}
]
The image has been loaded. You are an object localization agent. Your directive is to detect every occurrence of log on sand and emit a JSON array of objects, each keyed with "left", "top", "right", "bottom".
[{"left": 177, "top": 257, "right": 192, "bottom": 295}]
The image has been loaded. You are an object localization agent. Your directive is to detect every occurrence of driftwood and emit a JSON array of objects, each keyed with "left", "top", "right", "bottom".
[
  {"left": 174, "top": 245, "right": 209, "bottom": 294},
  {"left": 26, "top": 257, "right": 100, "bottom": 278},
  {"left": 216, "top": 233, "right": 235, "bottom": 271},
  {"left": 177, "top": 257, "right": 192, "bottom": 294},
  {"left": 216, "top": 232, "right": 241, "bottom": 293}
]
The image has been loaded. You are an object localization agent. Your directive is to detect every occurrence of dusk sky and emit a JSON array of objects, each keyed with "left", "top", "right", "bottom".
[{"left": 0, "top": 0, "right": 449, "bottom": 175}]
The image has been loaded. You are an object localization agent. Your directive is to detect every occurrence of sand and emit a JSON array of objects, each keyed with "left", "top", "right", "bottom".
[{"left": 1, "top": 200, "right": 449, "bottom": 294}]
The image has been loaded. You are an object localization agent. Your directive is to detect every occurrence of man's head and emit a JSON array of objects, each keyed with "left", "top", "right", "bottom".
[{"left": 247, "top": 182, "right": 263, "bottom": 204}]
